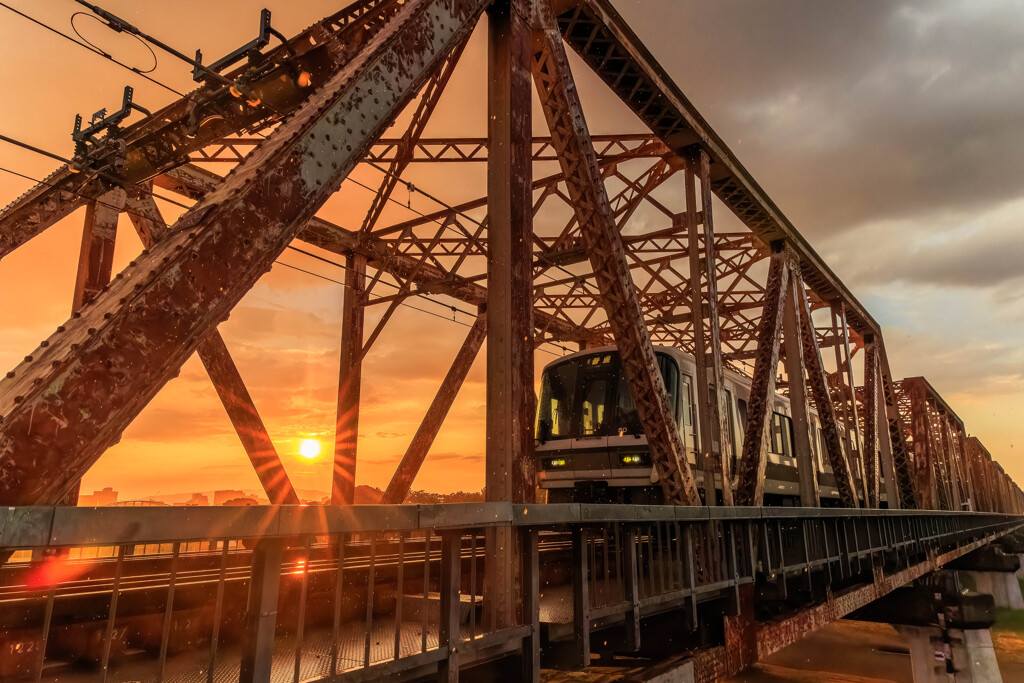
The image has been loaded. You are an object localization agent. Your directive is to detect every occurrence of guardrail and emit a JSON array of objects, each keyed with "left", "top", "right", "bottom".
[{"left": 0, "top": 504, "right": 1019, "bottom": 682}]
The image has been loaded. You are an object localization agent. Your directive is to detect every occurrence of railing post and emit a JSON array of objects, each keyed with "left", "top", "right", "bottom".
[
  {"left": 239, "top": 538, "right": 284, "bottom": 683},
  {"left": 623, "top": 525, "right": 641, "bottom": 651},
  {"left": 521, "top": 528, "right": 541, "bottom": 682},
  {"left": 438, "top": 530, "right": 463, "bottom": 682},
  {"left": 572, "top": 526, "right": 591, "bottom": 667}
]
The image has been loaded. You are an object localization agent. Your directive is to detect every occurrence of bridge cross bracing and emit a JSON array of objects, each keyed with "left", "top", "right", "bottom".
[{"left": 0, "top": 0, "right": 1022, "bottom": 681}]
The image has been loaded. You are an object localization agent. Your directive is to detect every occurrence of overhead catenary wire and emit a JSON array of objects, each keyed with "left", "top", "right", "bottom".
[{"left": 0, "top": 157, "right": 572, "bottom": 357}]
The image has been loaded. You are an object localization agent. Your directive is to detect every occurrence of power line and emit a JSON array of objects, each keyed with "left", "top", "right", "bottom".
[
  {"left": 0, "top": 1, "right": 190, "bottom": 100},
  {"left": 0, "top": 160, "right": 570, "bottom": 356}
]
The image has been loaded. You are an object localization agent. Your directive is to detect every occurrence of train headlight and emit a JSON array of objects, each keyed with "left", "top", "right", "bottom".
[
  {"left": 546, "top": 458, "right": 567, "bottom": 468},
  {"left": 620, "top": 454, "right": 647, "bottom": 466}
]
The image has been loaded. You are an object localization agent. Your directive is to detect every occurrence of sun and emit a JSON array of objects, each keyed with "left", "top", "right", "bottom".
[{"left": 298, "top": 439, "right": 321, "bottom": 460}]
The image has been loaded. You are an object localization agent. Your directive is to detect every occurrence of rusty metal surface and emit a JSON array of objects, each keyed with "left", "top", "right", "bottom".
[
  {"left": 795, "top": 271, "right": 859, "bottom": 508},
  {"left": 0, "top": 0, "right": 490, "bottom": 506},
  {"left": 734, "top": 247, "right": 790, "bottom": 506},
  {"left": 0, "top": 0, "right": 406, "bottom": 259},
  {"left": 531, "top": 0, "right": 699, "bottom": 505},
  {"left": 122, "top": 193, "right": 299, "bottom": 505}
]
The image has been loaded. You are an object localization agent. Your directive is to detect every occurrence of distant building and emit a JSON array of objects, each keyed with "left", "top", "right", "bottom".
[
  {"left": 214, "top": 489, "right": 245, "bottom": 506},
  {"left": 186, "top": 492, "right": 210, "bottom": 506},
  {"left": 223, "top": 497, "right": 258, "bottom": 506},
  {"left": 112, "top": 500, "right": 167, "bottom": 507},
  {"left": 78, "top": 487, "right": 118, "bottom": 506}
]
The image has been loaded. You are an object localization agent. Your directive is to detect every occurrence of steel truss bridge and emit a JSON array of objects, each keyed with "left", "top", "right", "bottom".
[{"left": 0, "top": 0, "right": 1022, "bottom": 681}]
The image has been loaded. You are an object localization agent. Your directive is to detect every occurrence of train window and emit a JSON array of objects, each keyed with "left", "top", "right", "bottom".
[
  {"left": 724, "top": 388, "right": 738, "bottom": 463},
  {"left": 656, "top": 354, "right": 680, "bottom": 419},
  {"left": 581, "top": 377, "right": 610, "bottom": 435},
  {"left": 537, "top": 361, "right": 577, "bottom": 438},
  {"left": 615, "top": 374, "right": 642, "bottom": 435},
  {"left": 680, "top": 374, "right": 694, "bottom": 426},
  {"left": 737, "top": 398, "right": 747, "bottom": 429},
  {"left": 770, "top": 412, "right": 794, "bottom": 457}
]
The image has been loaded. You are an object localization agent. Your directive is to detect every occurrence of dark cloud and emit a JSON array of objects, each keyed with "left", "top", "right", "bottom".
[{"left": 610, "top": 0, "right": 1024, "bottom": 237}]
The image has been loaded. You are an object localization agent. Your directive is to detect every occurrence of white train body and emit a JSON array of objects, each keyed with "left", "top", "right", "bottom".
[{"left": 535, "top": 345, "right": 879, "bottom": 506}]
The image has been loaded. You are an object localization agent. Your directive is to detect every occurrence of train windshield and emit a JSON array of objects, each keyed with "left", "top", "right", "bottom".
[{"left": 536, "top": 351, "right": 678, "bottom": 441}]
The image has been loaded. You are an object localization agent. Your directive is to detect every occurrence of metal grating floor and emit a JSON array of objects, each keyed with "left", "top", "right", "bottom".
[{"left": 40, "top": 617, "right": 490, "bottom": 683}]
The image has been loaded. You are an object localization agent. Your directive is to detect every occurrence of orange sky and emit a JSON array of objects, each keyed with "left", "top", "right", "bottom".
[{"left": 1, "top": 1, "right": 1022, "bottom": 500}]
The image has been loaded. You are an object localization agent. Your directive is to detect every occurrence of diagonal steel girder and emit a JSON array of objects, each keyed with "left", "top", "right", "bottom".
[
  {"left": 531, "top": 0, "right": 699, "bottom": 505},
  {"left": 125, "top": 193, "right": 299, "bottom": 505},
  {"left": 156, "top": 163, "right": 588, "bottom": 343},
  {"left": 0, "top": 0, "right": 406, "bottom": 260},
  {"left": 551, "top": 0, "right": 879, "bottom": 338},
  {"left": 0, "top": 0, "right": 488, "bottom": 506}
]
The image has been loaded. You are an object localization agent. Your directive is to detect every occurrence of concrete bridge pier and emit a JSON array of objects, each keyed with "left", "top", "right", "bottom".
[
  {"left": 967, "top": 570, "right": 1024, "bottom": 609},
  {"left": 850, "top": 572, "right": 1003, "bottom": 683},
  {"left": 897, "top": 624, "right": 1002, "bottom": 683}
]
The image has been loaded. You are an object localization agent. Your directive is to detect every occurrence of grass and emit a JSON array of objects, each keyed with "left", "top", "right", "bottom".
[{"left": 994, "top": 607, "right": 1024, "bottom": 635}]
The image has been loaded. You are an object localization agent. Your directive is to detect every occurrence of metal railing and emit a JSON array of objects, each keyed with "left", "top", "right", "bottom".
[{"left": 0, "top": 504, "right": 1019, "bottom": 682}]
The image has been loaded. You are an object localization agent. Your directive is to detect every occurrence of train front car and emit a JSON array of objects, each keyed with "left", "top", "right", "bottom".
[
  {"left": 534, "top": 345, "right": 852, "bottom": 506},
  {"left": 535, "top": 346, "right": 698, "bottom": 504}
]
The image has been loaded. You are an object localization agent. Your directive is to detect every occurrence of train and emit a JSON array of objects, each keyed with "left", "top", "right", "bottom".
[{"left": 535, "top": 345, "right": 880, "bottom": 507}]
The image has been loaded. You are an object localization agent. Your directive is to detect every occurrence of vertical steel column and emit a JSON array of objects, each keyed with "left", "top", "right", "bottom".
[
  {"left": 862, "top": 337, "right": 881, "bottom": 508},
  {"left": 62, "top": 187, "right": 126, "bottom": 506},
  {"left": 831, "top": 304, "right": 866, "bottom": 503},
  {"left": 571, "top": 526, "right": 591, "bottom": 667},
  {"left": 735, "top": 244, "right": 791, "bottom": 505},
  {"left": 939, "top": 414, "right": 962, "bottom": 510},
  {"left": 333, "top": 253, "right": 366, "bottom": 505},
  {"left": 438, "top": 531, "right": 463, "bottom": 683},
  {"left": 623, "top": 525, "right": 641, "bottom": 651},
  {"left": 521, "top": 528, "right": 541, "bottom": 682},
  {"left": 699, "top": 152, "right": 735, "bottom": 505},
  {"left": 796, "top": 279, "right": 859, "bottom": 507},
  {"left": 878, "top": 343, "right": 917, "bottom": 509},
  {"left": 239, "top": 538, "right": 284, "bottom": 683},
  {"left": 72, "top": 188, "right": 126, "bottom": 310},
  {"left": 782, "top": 274, "right": 819, "bottom": 507},
  {"left": 685, "top": 151, "right": 734, "bottom": 505},
  {"left": 907, "top": 379, "right": 937, "bottom": 510},
  {"left": 486, "top": 0, "right": 534, "bottom": 632},
  {"left": 684, "top": 169, "right": 716, "bottom": 501},
  {"left": 383, "top": 310, "right": 487, "bottom": 503}
]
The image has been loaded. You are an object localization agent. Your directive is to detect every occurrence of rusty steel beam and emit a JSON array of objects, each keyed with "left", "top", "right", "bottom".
[
  {"left": 906, "top": 379, "right": 937, "bottom": 510},
  {"left": 124, "top": 193, "right": 299, "bottom": 505},
  {"left": 382, "top": 310, "right": 486, "bottom": 503},
  {"left": 156, "top": 163, "right": 589, "bottom": 343},
  {"left": 795, "top": 271, "right": 859, "bottom": 508},
  {"left": 684, "top": 173, "right": 716, "bottom": 499},
  {"left": 0, "top": 0, "right": 405, "bottom": 260},
  {"left": 191, "top": 133, "right": 666, "bottom": 164},
  {"left": 0, "top": 0, "right": 489, "bottom": 506},
  {"left": 878, "top": 343, "right": 917, "bottom": 509},
  {"left": 197, "top": 333, "right": 300, "bottom": 505},
  {"left": 734, "top": 246, "right": 790, "bottom": 506},
  {"left": 532, "top": 0, "right": 699, "bottom": 505},
  {"left": 333, "top": 254, "right": 366, "bottom": 506},
  {"left": 862, "top": 337, "right": 881, "bottom": 508},
  {"left": 553, "top": 0, "right": 879, "bottom": 339},
  {"left": 72, "top": 189, "right": 125, "bottom": 310},
  {"left": 831, "top": 304, "right": 866, "bottom": 503},
  {"left": 699, "top": 151, "right": 735, "bottom": 506},
  {"left": 781, "top": 273, "right": 819, "bottom": 508}
]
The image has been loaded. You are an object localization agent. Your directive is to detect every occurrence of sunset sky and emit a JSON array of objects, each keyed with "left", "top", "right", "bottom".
[{"left": 1, "top": 0, "right": 1022, "bottom": 500}]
